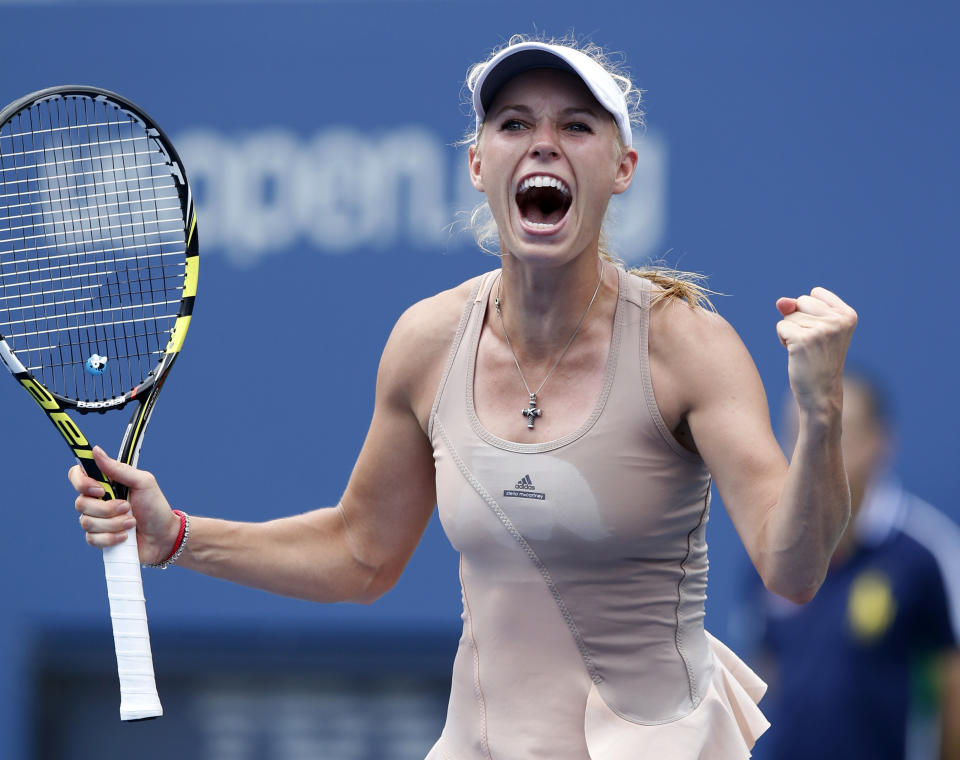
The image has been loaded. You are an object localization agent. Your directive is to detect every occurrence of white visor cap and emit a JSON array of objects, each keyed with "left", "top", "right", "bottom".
[{"left": 473, "top": 41, "right": 632, "bottom": 147}]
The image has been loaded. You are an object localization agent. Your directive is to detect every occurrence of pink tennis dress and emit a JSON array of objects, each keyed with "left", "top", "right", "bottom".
[{"left": 426, "top": 268, "right": 769, "bottom": 759}]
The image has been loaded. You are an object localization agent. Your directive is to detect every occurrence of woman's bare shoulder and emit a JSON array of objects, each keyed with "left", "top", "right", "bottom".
[
  {"left": 650, "top": 286, "right": 733, "bottom": 340},
  {"left": 389, "top": 274, "right": 485, "bottom": 355},
  {"left": 647, "top": 289, "right": 756, "bottom": 423},
  {"left": 647, "top": 290, "right": 739, "bottom": 352},
  {"left": 378, "top": 273, "right": 490, "bottom": 421}
]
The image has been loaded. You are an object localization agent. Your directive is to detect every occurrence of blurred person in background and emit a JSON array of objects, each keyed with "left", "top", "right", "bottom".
[{"left": 739, "top": 371, "right": 960, "bottom": 760}]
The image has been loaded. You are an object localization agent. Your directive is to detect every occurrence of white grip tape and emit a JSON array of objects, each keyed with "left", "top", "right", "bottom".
[{"left": 102, "top": 524, "right": 163, "bottom": 720}]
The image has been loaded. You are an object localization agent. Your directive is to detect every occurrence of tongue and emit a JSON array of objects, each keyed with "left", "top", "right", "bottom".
[
  {"left": 519, "top": 187, "right": 568, "bottom": 225},
  {"left": 524, "top": 204, "right": 565, "bottom": 225}
]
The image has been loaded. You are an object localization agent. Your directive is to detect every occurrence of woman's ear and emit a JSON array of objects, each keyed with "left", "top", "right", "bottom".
[
  {"left": 468, "top": 144, "right": 484, "bottom": 192},
  {"left": 612, "top": 146, "right": 639, "bottom": 195}
]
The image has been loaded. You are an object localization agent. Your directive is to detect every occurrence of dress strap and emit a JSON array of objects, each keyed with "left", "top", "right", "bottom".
[{"left": 428, "top": 270, "right": 499, "bottom": 441}]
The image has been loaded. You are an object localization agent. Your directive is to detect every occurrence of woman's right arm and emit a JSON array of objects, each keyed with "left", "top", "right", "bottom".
[{"left": 70, "top": 288, "right": 464, "bottom": 604}]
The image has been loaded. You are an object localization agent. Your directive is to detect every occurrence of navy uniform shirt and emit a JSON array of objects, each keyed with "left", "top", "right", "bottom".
[{"left": 744, "top": 480, "right": 960, "bottom": 760}]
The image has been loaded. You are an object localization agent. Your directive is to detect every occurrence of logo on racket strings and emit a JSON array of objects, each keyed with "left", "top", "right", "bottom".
[{"left": 85, "top": 354, "right": 108, "bottom": 375}]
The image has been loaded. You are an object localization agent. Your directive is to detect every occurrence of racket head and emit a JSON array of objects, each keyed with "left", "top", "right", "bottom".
[{"left": 0, "top": 85, "right": 197, "bottom": 413}]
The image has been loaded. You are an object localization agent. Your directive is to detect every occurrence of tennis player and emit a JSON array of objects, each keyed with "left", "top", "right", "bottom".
[{"left": 71, "top": 35, "right": 857, "bottom": 758}]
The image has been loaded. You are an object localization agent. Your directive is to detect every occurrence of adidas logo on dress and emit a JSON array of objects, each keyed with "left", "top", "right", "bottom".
[
  {"left": 503, "top": 474, "right": 546, "bottom": 501},
  {"left": 515, "top": 475, "right": 536, "bottom": 491}
]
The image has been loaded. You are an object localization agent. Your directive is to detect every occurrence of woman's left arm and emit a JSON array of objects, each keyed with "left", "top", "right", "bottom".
[
  {"left": 940, "top": 650, "right": 960, "bottom": 760},
  {"left": 653, "top": 287, "right": 857, "bottom": 604}
]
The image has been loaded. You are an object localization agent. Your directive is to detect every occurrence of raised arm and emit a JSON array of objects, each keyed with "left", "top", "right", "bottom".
[
  {"left": 650, "top": 287, "right": 856, "bottom": 604},
  {"left": 942, "top": 651, "right": 960, "bottom": 760},
  {"left": 70, "top": 288, "right": 467, "bottom": 604}
]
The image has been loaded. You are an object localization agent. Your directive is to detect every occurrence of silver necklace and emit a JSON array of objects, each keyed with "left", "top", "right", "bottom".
[{"left": 494, "top": 267, "right": 604, "bottom": 430}]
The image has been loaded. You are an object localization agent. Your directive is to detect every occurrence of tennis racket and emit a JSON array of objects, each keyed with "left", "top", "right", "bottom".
[{"left": 0, "top": 86, "right": 198, "bottom": 720}]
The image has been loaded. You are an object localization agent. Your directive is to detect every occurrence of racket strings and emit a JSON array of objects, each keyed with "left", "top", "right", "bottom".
[
  {"left": 0, "top": 163, "right": 176, "bottom": 205},
  {"left": 0, "top": 198, "right": 183, "bottom": 231},
  {"left": 0, "top": 94, "right": 187, "bottom": 404}
]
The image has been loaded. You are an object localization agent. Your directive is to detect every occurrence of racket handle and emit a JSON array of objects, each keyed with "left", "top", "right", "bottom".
[{"left": 102, "top": 523, "right": 163, "bottom": 720}]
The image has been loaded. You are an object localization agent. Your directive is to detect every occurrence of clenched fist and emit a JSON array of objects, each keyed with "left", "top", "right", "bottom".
[{"left": 776, "top": 287, "right": 857, "bottom": 414}]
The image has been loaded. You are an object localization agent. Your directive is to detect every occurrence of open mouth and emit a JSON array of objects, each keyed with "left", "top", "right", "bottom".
[{"left": 516, "top": 175, "right": 572, "bottom": 230}]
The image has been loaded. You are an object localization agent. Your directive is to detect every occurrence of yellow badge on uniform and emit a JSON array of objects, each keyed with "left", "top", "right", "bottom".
[{"left": 847, "top": 570, "right": 896, "bottom": 641}]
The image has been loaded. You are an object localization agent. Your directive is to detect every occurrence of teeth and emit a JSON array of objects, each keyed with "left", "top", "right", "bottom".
[{"left": 518, "top": 175, "right": 570, "bottom": 195}]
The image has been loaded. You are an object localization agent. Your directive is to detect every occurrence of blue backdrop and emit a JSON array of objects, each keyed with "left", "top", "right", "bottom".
[{"left": 1, "top": 1, "right": 958, "bottom": 757}]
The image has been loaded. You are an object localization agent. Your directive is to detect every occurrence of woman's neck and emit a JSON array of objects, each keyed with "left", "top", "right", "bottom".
[{"left": 493, "top": 253, "right": 609, "bottom": 362}]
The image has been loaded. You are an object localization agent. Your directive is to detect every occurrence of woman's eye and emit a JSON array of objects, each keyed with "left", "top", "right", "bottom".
[
  {"left": 566, "top": 122, "right": 592, "bottom": 133},
  {"left": 500, "top": 119, "right": 525, "bottom": 131}
]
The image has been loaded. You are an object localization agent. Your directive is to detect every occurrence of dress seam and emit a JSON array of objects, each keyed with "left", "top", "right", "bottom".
[
  {"left": 673, "top": 479, "right": 712, "bottom": 709},
  {"left": 435, "top": 417, "right": 604, "bottom": 686},
  {"left": 459, "top": 556, "right": 493, "bottom": 759}
]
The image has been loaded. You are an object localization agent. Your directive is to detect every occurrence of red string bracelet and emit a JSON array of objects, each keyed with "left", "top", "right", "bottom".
[{"left": 146, "top": 509, "right": 190, "bottom": 569}]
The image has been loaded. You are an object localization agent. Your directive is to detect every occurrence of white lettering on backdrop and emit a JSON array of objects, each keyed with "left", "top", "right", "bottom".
[{"left": 176, "top": 127, "right": 666, "bottom": 268}]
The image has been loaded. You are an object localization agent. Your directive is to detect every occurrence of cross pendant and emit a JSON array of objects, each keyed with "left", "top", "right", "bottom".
[{"left": 521, "top": 393, "right": 542, "bottom": 430}]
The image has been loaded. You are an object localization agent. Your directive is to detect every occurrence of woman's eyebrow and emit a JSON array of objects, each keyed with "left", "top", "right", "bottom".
[
  {"left": 490, "top": 104, "right": 602, "bottom": 119},
  {"left": 489, "top": 103, "right": 533, "bottom": 118},
  {"left": 559, "top": 106, "right": 602, "bottom": 120}
]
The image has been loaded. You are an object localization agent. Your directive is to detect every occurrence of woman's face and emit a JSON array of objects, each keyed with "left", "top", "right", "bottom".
[{"left": 469, "top": 68, "right": 637, "bottom": 268}]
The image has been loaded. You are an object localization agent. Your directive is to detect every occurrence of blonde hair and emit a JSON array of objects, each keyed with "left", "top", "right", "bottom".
[
  {"left": 607, "top": 255, "right": 718, "bottom": 310},
  {"left": 462, "top": 33, "right": 715, "bottom": 311}
]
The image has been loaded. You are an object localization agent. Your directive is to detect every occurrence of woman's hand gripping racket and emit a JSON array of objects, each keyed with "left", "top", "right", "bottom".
[{"left": 0, "top": 86, "right": 198, "bottom": 720}]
